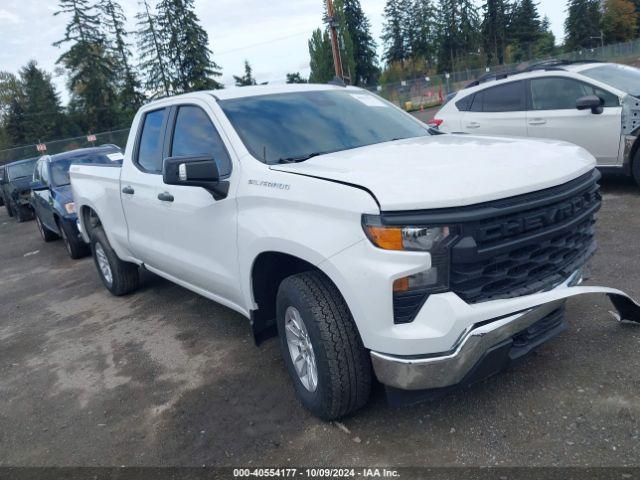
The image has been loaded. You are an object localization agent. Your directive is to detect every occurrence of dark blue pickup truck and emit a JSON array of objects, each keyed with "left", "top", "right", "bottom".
[{"left": 30, "top": 145, "right": 123, "bottom": 259}]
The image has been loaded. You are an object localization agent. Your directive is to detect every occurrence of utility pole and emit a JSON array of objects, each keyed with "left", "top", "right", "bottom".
[{"left": 325, "top": 0, "right": 344, "bottom": 81}]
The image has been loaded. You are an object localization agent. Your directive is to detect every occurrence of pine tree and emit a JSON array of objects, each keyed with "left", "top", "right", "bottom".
[
  {"left": 157, "top": 0, "right": 222, "bottom": 93},
  {"left": 136, "top": 0, "right": 171, "bottom": 97},
  {"left": 564, "top": 0, "right": 602, "bottom": 51},
  {"left": 602, "top": 0, "right": 638, "bottom": 44},
  {"left": 286, "top": 72, "right": 308, "bottom": 83},
  {"left": 482, "top": 0, "right": 510, "bottom": 65},
  {"left": 233, "top": 60, "right": 257, "bottom": 87},
  {"left": 382, "top": 0, "right": 407, "bottom": 63},
  {"left": 98, "top": 0, "right": 144, "bottom": 112},
  {"left": 436, "top": 0, "right": 480, "bottom": 72},
  {"left": 4, "top": 97, "right": 26, "bottom": 147},
  {"left": 534, "top": 16, "right": 556, "bottom": 58},
  {"left": 510, "top": 0, "right": 542, "bottom": 61},
  {"left": 342, "top": 0, "right": 379, "bottom": 85},
  {"left": 53, "top": 0, "right": 119, "bottom": 131},
  {"left": 19, "top": 61, "right": 64, "bottom": 142},
  {"left": 407, "top": 0, "right": 438, "bottom": 68},
  {"left": 308, "top": 28, "right": 335, "bottom": 83}
]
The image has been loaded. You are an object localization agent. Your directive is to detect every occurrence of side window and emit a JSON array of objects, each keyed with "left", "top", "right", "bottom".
[
  {"left": 481, "top": 81, "right": 525, "bottom": 112},
  {"left": 455, "top": 94, "right": 474, "bottom": 112},
  {"left": 136, "top": 108, "right": 167, "bottom": 173},
  {"left": 171, "top": 105, "right": 232, "bottom": 177},
  {"left": 531, "top": 77, "right": 620, "bottom": 111}
]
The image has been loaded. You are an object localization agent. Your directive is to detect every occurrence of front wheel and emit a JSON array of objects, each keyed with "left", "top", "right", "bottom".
[
  {"left": 14, "top": 203, "right": 32, "bottom": 223},
  {"left": 276, "top": 271, "right": 372, "bottom": 420},
  {"left": 58, "top": 219, "right": 89, "bottom": 259},
  {"left": 90, "top": 226, "right": 139, "bottom": 296},
  {"left": 35, "top": 215, "right": 59, "bottom": 242}
]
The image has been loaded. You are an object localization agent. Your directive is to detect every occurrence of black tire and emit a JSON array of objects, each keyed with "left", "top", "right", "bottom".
[
  {"left": 14, "top": 203, "right": 31, "bottom": 223},
  {"left": 5, "top": 200, "right": 13, "bottom": 218},
  {"left": 90, "top": 226, "right": 139, "bottom": 296},
  {"left": 58, "top": 218, "right": 89, "bottom": 259},
  {"left": 276, "top": 270, "right": 372, "bottom": 420},
  {"left": 633, "top": 150, "right": 640, "bottom": 188},
  {"left": 35, "top": 215, "right": 59, "bottom": 242}
]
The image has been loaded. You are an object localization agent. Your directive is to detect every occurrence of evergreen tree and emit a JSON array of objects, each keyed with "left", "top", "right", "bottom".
[
  {"left": 602, "top": 0, "right": 638, "bottom": 44},
  {"left": 308, "top": 28, "right": 334, "bottom": 83},
  {"left": 510, "top": 0, "right": 541, "bottom": 61},
  {"left": 407, "top": 0, "right": 438, "bottom": 68},
  {"left": 157, "top": 0, "right": 222, "bottom": 92},
  {"left": 436, "top": 0, "right": 480, "bottom": 72},
  {"left": 534, "top": 16, "right": 556, "bottom": 58},
  {"left": 4, "top": 97, "right": 26, "bottom": 147},
  {"left": 136, "top": 0, "right": 172, "bottom": 97},
  {"left": 342, "top": 0, "right": 379, "bottom": 85},
  {"left": 98, "top": 0, "right": 144, "bottom": 112},
  {"left": 482, "top": 0, "right": 510, "bottom": 65},
  {"left": 19, "top": 61, "right": 64, "bottom": 143},
  {"left": 286, "top": 72, "right": 308, "bottom": 83},
  {"left": 233, "top": 60, "right": 257, "bottom": 86},
  {"left": 382, "top": 0, "right": 407, "bottom": 63},
  {"left": 53, "top": 0, "right": 119, "bottom": 131},
  {"left": 564, "top": 0, "right": 602, "bottom": 51}
]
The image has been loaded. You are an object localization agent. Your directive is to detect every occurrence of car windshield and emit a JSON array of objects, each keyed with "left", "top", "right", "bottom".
[
  {"left": 219, "top": 90, "right": 430, "bottom": 164},
  {"left": 581, "top": 64, "right": 640, "bottom": 96},
  {"left": 7, "top": 160, "right": 37, "bottom": 181},
  {"left": 51, "top": 151, "right": 122, "bottom": 187}
]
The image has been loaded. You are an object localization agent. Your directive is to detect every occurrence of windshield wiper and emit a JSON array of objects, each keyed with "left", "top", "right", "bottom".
[{"left": 277, "top": 151, "right": 329, "bottom": 164}]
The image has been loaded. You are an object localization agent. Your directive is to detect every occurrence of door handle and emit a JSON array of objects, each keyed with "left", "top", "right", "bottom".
[
  {"left": 528, "top": 118, "right": 547, "bottom": 125},
  {"left": 122, "top": 186, "right": 135, "bottom": 195},
  {"left": 466, "top": 122, "right": 481, "bottom": 129},
  {"left": 157, "top": 192, "right": 174, "bottom": 202}
]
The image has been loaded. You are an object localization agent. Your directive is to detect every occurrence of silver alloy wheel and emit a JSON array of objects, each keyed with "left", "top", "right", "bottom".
[
  {"left": 285, "top": 306, "right": 318, "bottom": 392},
  {"left": 95, "top": 243, "right": 113, "bottom": 286}
]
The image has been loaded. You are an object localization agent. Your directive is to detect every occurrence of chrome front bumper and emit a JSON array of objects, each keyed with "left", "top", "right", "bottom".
[{"left": 371, "top": 284, "right": 640, "bottom": 391}]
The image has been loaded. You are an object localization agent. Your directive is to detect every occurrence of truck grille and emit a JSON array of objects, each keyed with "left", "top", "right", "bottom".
[{"left": 449, "top": 171, "right": 601, "bottom": 303}]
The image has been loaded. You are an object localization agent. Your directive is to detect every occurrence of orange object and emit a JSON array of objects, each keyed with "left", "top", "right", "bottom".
[
  {"left": 393, "top": 277, "right": 410, "bottom": 292},
  {"left": 364, "top": 225, "right": 403, "bottom": 250}
]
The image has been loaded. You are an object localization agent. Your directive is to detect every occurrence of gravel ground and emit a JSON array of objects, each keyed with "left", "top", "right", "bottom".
[{"left": 0, "top": 175, "right": 639, "bottom": 467}]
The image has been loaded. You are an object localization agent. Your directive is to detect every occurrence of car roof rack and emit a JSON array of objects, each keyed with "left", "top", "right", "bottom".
[{"left": 464, "top": 59, "right": 603, "bottom": 88}]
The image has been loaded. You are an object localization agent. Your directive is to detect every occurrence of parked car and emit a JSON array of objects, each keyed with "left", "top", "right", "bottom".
[
  {"left": 0, "top": 165, "right": 6, "bottom": 207},
  {"left": 434, "top": 60, "right": 640, "bottom": 186},
  {"left": 1, "top": 157, "right": 38, "bottom": 222},
  {"left": 30, "top": 146, "right": 124, "bottom": 259},
  {"left": 70, "top": 85, "right": 640, "bottom": 420}
]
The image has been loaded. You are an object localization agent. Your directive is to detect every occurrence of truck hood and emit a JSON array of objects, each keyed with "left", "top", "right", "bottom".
[{"left": 270, "top": 135, "right": 596, "bottom": 211}]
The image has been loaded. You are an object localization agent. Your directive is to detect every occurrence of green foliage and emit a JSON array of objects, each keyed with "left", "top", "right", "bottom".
[
  {"left": 602, "top": 0, "right": 638, "bottom": 44},
  {"left": 234, "top": 60, "right": 257, "bottom": 86},
  {"left": 308, "top": 28, "right": 335, "bottom": 83},
  {"left": 286, "top": 72, "right": 308, "bottom": 84},
  {"left": 381, "top": 0, "right": 408, "bottom": 63},
  {"left": 436, "top": 0, "right": 481, "bottom": 72},
  {"left": 342, "top": 0, "right": 379, "bottom": 85},
  {"left": 509, "top": 0, "right": 541, "bottom": 61},
  {"left": 564, "top": 0, "right": 602, "bottom": 51},
  {"left": 157, "top": 0, "right": 223, "bottom": 93},
  {"left": 482, "top": 0, "right": 510, "bottom": 65},
  {"left": 136, "top": 0, "right": 172, "bottom": 97}
]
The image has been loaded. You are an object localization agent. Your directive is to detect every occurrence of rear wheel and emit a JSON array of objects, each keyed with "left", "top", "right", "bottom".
[
  {"left": 58, "top": 218, "right": 89, "bottom": 259},
  {"left": 633, "top": 150, "right": 640, "bottom": 188},
  {"left": 90, "top": 226, "right": 139, "bottom": 296},
  {"left": 5, "top": 199, "right": 13, "bottom": 217},
  {"left": 276, "top": 271, "right": 372, "bottom": 420},
  {"left": 35, "top": 215, "right": 59, "bottom": 242}
]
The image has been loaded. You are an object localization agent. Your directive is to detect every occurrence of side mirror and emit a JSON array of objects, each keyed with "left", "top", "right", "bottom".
[
  {"left": 163, "top": 155, "right": 229, "bottom": 200},
  {"left": 30, "top": 181, "right": 47, "bottom": 191},
  {"left": 576, "top": 95, "right": 604, "bottom": 115}
]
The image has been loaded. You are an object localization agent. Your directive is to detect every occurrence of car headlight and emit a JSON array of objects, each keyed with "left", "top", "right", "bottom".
[
  {"left": 64, "top": 202, "right": 76, "bottom": 214},
  {"left": 362, "top": 215, "right": 459, "bottom": 324}
]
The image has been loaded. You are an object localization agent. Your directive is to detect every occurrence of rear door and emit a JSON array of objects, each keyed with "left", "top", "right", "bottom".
[
  {"left": 526, "top": 76, "right": 622, "bottom": 164},
  {"left": 461, "top": 81, "right": 528, "bottom": 137},
  {"left": 119, "top": 107, "right": 170, "bottom": 267}
]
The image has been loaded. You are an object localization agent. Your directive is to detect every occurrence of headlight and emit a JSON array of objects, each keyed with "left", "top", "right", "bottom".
[
  {"left": 64, "top": 202, "right": 76, "bottom": 214},
  {"left": 362, "top": 215, "right": 458, "bottom": 324}
]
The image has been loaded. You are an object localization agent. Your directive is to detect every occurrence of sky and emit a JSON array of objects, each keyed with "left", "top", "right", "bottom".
[{"left": 0, "top": 0, "right": 568, "bottom": 102}]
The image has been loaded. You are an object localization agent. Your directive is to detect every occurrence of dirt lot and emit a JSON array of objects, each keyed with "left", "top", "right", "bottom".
[{"left": 0, "top": 176, "right": 639, "bottom": 468}]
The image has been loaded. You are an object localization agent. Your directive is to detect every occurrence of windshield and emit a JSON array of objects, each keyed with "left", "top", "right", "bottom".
[
  {"left": 581, "top": 64, "right": 640, "bottom": 96},
  {"left": 7, "top": 160, "right": 37, "bottom": 181},
  {"left": 219, "top": 90, "right": 430, "bottom": 164},
  {"left": 51, "top": 151, "right": 122, "bottom": 187}
]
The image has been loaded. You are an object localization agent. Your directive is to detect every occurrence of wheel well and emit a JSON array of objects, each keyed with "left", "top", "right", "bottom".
[
  {"left": 80, "top": 206, "right": 102, "bottom": 238},
  {"left": 250, "top": 252, "right": 318, "bottom": 345}
]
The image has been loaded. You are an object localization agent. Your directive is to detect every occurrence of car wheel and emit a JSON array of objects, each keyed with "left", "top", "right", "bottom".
[
  {"left": 276, "top": 270, "right": 372, "bottom": 420},
  {"left": 36, "top": 215, "right": 59, "bottom": 242},
  {"left": 14, "top": 203, "right": 29, "bottom": 223},
  {"left": 90, "top": 226, "right": 139, "bottom": 296},
  {"left": 58, "top": 218, "right": 89, "bottom": 259},
  {"left": 5, "top": 200, "right": 13, "bottom": 217}
]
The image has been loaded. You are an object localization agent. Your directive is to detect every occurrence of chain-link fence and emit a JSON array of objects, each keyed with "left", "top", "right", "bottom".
[
  {"left": 368, "top": 38, "right": 640, "bottom": 111},
  {"left": 0, "top": 129, "right": 130, "bottom": 166}
]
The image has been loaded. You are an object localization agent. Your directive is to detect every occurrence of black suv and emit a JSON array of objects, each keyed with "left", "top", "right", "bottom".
[{"left": 1, "top": 157, "right": 38, "bottom": 222}]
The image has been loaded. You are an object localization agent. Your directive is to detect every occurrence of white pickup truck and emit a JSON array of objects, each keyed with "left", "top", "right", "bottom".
[{"left": 70, "top": 84, "right": 640, "bottom": 420}]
